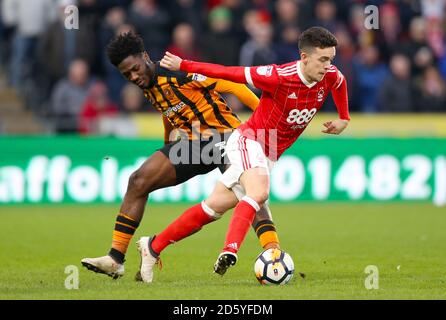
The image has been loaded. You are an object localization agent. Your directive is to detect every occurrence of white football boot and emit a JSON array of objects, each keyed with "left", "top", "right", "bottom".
[
  {"left": 136, "top": 236, "right": 161, "bottom": 283},
  {"left": 214, "top": 251, "right": 237, "bottom": 275},
  {"left": 81, "top": 255, "right": 124, "bottom": 279}
]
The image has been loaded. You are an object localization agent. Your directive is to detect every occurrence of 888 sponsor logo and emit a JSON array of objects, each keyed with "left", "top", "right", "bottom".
[{"left": 286, "top": 108, "right": 317, "bottom": 128}]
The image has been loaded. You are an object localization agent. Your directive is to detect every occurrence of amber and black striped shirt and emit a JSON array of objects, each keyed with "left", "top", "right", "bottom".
[{"left": 143, "top": 63, "right": 259, "bottom": 140}]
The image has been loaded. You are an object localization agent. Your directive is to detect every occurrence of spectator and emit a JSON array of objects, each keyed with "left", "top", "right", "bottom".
[
  {"left": 348, "top": 3, "right": 366, "bottom": 43},
  {"left": 273, "top": 0, "right": 300, "bottom": 41},
  {"left": 79, "top": 81, "right": 119, "bottom": 134},
  {"left": 202, "top": 6, "right": 239, "bottom": 65},
  {"left": 399, "top": 17, "right": 431, "bottom": 76},
  {"left": 378, "top": 54, "right": 414, "bottom": 112},
  {"left": 312, "top": 0, "right": 340, "bottom": 33},
  {"left": 239, "top": 21, "right": 276, "bottom": 67},
  {"left": 100, "top": 7, "right": 128, "bottom": 56},
  {"left": 166, "top": 0, "right": 204, "bottom": 37},
  {"left": 375, "top": 2, "right": 403, "bottom": 61},
  {"left": 221, "top": 0, "right": 249, "bottom": 45},
  {"left": 414, "top": 46, "right": 435, "bottom": 75},
  {"left": 77, "top": 0, "right": 103, "bottom": 75},
  {"left": 3, "top": 0, "right": 57, "bottom": 89},
  {"left": 100, "top": 7, "right": 136, "bottom": 105},
  {"left": 166, "top": 23, "right": 201, "bottom": 61},
  {"left": 120, "top": 83, "right": 145, "bottom": 112},
  {"left": 51, "top": 59, "right": 92, "bottom": 133},
  {"left": 33, "top": 0, "right": 99, "bottom": 115},
  {"left": 413, "top": 65, "right": 446, "bottom": 112},
  {"left": 352, "top": 45, "right": 389, "bottom": 113},
  {"left": 128, "top": 0, "right": 171, "bottom": 61},
  {"left": 274, "top": 25, "right": 300, "bottom": 65},
  {"left": 242, "top": 7, "right": 271, "bottom": 37},
  {"left": 38, "top": 0, "right": 97, "bottom": 86},
  {"left": 420, "top": 0, "right": 445, "bottom": 58},
  {"left": 97, "top": 83, "right": 142, "bottom": 136},
  {"left": 394, "top": 0, "right": 420, "bottom": 31},
  {"left": 273, "top": 0, "right": 300, "bottom": 64}
]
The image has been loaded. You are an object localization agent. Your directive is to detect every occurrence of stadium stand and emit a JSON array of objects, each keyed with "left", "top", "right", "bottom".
[{"left": 0, "top": 0, "right": 445, "bottom": 135}]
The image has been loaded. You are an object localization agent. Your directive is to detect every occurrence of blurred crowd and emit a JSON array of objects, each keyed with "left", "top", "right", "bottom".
[{"left": 0, "top": 0, "right": 445, "bottom": 135}]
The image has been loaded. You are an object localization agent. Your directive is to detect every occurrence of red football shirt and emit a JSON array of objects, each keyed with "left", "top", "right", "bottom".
[
  {"left": 240, "top": 61, "right": 346, "bottom": 159},
  {"left": 180, "top": 60, "right": 349, "bottom": 160}
]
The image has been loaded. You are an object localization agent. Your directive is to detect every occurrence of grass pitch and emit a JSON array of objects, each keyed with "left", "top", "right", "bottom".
[{"left": 0, "top": 203, "right": 445, "bottom": 300}]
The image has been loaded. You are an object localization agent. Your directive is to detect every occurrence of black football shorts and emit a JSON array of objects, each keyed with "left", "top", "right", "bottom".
[{"left": 158, "top": 132, "right": 232, "bottom": 185}]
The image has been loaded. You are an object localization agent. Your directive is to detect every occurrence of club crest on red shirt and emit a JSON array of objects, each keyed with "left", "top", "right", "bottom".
[{"left": 256, "top": 66, "right": 273, "bottom": 77}]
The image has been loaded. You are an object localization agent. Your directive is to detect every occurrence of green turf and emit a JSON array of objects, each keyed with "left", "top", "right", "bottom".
[{"left": 0, "top": 203, "right": 445, "bottom": 300}]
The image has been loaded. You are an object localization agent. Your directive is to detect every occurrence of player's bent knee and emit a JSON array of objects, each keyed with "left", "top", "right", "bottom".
[
  {"left": 204, "top": 195, "right": 234, "bottom": 215},
  {"left": 201, "top": 201, "right": 223, "bottom": 220},
  {"left": 248, "top": 192, "right": 269, "bottom": 207},
  {"left": 128, "top": 169, "right": 153, "bottom": 195},
  {"left": 255, "top": 206, "right": 273, "bottom": 222}
]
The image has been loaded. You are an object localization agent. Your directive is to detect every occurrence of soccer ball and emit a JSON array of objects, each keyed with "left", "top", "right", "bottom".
[{"left": 254, "top": 248, "right": 294, "bottom": 285}]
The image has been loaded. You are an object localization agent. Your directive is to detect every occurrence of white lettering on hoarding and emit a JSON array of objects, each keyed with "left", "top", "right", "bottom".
[
  {"left": 0, "top": 153, "right": 444, "bottom": 205},
  {"left": 270, "top": 156, "right": 305, "bottom": 200}
]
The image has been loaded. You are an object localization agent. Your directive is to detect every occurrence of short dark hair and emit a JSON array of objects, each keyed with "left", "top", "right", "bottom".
[
  {"left": 106, "top": 32, "right": 145, "bottom": 66},
  {"left": 298, "top": 27, "right": 338, "bottom": 53}
]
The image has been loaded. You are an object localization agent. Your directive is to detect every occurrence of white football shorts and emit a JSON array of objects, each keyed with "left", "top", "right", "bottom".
[{"left": 220, "top": 129, "right": 275, "bottom": 199}]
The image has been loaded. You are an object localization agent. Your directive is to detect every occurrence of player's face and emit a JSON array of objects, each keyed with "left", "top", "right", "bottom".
[
  {"left": 302, "top": 47, "right": 336, "bottom": 82},
  {"left": 118, "top": 52, "right": 151, "bottom": 89}
]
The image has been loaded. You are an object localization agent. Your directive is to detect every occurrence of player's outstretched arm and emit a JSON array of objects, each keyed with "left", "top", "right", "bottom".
[
  {"left": 160, "top": 52, "right": 182, "bottom": 71},
  {"left": 161, "top": 52, "right": 247, "bottom": 84}
]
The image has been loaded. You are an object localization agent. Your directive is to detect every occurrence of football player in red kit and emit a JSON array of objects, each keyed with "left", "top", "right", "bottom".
[{"left": 136, "top": 26, "right": 350, "bottom": 282}]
